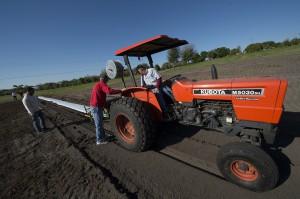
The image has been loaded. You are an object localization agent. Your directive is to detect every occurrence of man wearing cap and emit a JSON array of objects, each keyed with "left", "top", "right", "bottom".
[
  {"left": 136, "top": 64, "right": 169, "bottom": 118},
  {"left": 22, "top": 87, "right": 48, "bottom": 133},
  {"left": 90, "top": 74, "right": 122, "bottom": 145}
]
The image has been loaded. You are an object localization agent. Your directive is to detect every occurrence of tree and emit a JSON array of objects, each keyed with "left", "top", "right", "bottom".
[
  {"left": 59, "top": 80, "right": 70, "bottom": 87},
  {"left": 289, "top": 37, "right": 300, "bottom": 46},
  {"left": 261, "top": 41, "right": 276, "bottom": 49},
  {"left": 13, "top": 84, "right": 24, "bottom": 89},
  {"left": 208, "top": 50, "right": 217, "bottom": 59},
  {"left": 13, "top": 84, "right": 24, "bottom": 93},
  {"left": 154, "top": 64, "right": 160, "bottom": 71},
  {"left": 200, "top": 51, "right": 208, "bottom": 60},
  {"left": 161, "top": 62, "right": 172, "bottom": 70},
  {"left": 281, "top": 39, "right": 291, "bottom": 46},
  {"left": 79, "top": 77, "right": 85, "bottom": 84},
  {"left": 229, "top": 46, "right": 241, "bottom": 56},
  {"left": 244, "top": 43, "right": 264, "bottom": 53},
  {"left": 192, "top": 53, "right": 203, "bottom": 63},
  {"left": 214, "top": 47, "right": 230, "bottom": 58},
  {"left": 167, "top": 47, "right": 180, "bottom": 66},
  {"left": 181, "top": 44, "right": 197, "bottom": 64}
]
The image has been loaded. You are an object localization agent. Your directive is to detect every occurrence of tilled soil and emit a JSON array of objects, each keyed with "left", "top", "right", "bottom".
[{"left": 1, "top": 51, "right": 300, "bottom": 198}]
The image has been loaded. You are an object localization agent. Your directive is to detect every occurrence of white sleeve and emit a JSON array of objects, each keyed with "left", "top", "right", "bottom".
[
  {"left": 152, "top": 69, "right": 161, "bottom": 79},
  {"left": 22, "top": 98, "right": 33, "bottom": 115}
]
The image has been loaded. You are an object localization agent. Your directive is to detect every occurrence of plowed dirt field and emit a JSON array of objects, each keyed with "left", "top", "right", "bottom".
[{"left": 1, "top": 51, "right": 300, "bottom": 198}]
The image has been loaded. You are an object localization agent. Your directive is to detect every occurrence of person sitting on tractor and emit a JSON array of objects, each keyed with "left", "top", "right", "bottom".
[{"left": 136, "top": 64, "right": 170, "bottom": 118}]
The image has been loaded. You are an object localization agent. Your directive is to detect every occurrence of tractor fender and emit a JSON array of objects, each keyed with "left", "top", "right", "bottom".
[{"left": 121, "top": 87, "right": 163, "bottom": 122}]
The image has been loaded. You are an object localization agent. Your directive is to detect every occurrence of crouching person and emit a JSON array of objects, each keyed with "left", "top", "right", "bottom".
[{"left": 22, "top": 87, "right": 48, "bottom": 134}]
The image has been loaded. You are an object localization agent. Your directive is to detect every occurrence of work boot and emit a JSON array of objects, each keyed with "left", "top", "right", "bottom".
[{"left": 96, "top": 139, "right": 108, "bottom": 145}]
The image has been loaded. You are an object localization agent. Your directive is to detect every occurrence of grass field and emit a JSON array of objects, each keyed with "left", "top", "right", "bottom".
[
  {"left": 159, "top": 45, "right": 300, "bottom": 74},
  {"left": 1, "top": 45, "right": 300, "bottom": 105}
]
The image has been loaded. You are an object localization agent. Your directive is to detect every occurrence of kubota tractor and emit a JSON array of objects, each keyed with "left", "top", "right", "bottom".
[{"left": 105, "top": 35, "right": 288, "bottom": 192}]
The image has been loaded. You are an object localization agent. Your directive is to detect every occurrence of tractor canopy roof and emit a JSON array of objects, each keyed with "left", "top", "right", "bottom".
[{"left": 115, "top": 35, "right": 188, "bottom": 57}]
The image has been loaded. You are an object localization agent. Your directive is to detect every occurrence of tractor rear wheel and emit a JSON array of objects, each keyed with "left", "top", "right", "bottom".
[
  {"left": 217, "top": 142, "right": 278, "bottom": 192},
  {"left": 110, "top": 97, "right": 156, "bottom": 152}
]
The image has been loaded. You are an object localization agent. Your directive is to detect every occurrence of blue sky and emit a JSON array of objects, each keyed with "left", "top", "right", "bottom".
[{"left": 1, "top": 0, "right": 299, "bottom": 89}]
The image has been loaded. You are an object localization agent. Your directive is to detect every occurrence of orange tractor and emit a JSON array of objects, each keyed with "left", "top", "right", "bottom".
[{"left": 105, "top": 35, "right": 288, "bottom": 192}]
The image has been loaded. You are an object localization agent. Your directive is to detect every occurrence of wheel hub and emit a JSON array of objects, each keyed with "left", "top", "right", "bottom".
[
  {"left": 230, "top": 160, "right": 258, "bottom": 181},
  {"left": 238, "top": 162, "right": 250, "bottom": 171},
  {"left": 116, "top": 114, "right": 135, "bottom": 143}
]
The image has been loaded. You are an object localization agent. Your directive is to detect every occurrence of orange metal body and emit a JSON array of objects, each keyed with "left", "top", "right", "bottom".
[
  {"left": 121, "top": 77, "right": 288, "bottom": 124},
  {"left": 171, "top": 77, "right": 288, "bottom": 124}
]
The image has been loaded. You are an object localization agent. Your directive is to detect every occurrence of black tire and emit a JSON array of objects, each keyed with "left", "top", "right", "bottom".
[
  {"left": 110, "top": 97, "right": 157, "bottom": 152},
  {"left": 217, "top": 142, "right": 279, "bottom": 192}
]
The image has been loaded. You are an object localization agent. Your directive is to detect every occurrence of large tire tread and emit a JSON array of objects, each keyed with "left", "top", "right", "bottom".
[{"left": 110, "top": 97, "right": 156, "bottom": 152}]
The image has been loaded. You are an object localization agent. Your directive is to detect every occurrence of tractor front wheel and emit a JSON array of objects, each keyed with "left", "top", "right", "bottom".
[
  {"left": 110, "top": 97, "right": 156, "bottom": 152},
  {"left": 217, "top": 142, "right": 279, "bottom": 192}
]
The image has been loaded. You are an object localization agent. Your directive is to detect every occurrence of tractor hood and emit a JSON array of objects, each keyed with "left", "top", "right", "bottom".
[
  {"left": 172, "top": 76, "right": 283, "bottom": 101},
  {"left": 172, "top": 76, "right": 288, "bottom": 123}
]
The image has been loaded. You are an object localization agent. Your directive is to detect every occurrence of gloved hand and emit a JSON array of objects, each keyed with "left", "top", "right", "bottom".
[
  {"left": 121, "top": 88, "right": 126, "bottom": 92},
  {"left": 144, "top": 85, "right": 152, "bottom": 90}
]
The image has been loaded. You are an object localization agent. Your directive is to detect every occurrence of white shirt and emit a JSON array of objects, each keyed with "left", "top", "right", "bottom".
[
  {"left": 22, "top": 94, "right": 42, "bottom": 115},
  {"left": 141, "top": 68, "right": 161, "bottom": 87}
]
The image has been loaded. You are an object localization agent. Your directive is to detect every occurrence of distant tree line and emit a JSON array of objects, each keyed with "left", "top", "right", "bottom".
[
  {"left": 1, "top": 37, "right": 299, "bottom": 95},
  {"left": 0, "top": 84, "right": 26, "bottom": 97},
  {"left": 159, "top": 37, "right": 300, "bottom": 70},
  {"left": 0, "top": 75, "right": 100, "bottom": 96},
  {"left": 36, "top": 75, "right": 100, "bottom": 90}
]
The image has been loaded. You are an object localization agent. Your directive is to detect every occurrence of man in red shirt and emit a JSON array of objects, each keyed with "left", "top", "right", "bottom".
[{"left": 90, "top": 74, "right": 122, "bottom": 145}]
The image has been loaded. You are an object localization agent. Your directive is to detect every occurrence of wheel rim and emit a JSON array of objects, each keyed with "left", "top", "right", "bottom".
[
  {"left": 230, "top": 160, "right": 259, "bottom": 182},
  {"left": 115, "top": 114, "right": 135, "bottom": 143}
]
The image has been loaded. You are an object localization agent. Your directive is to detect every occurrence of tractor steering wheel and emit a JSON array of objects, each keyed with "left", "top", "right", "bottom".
[{"left": 165, "top": 74, "right": 181, "bottom": 82}]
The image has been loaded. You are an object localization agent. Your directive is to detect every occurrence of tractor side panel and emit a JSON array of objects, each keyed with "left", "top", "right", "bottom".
[
  {"left": 272, "top": 79, "right": 288, "bottom": 123},
  {"left": 172, "top": 78, "right": 233, "bottom": 102},
  {"left": 122, "top": 87, "right": 163, "bottom": 122},
  {"left": 172, "top": 78, "right": 194, "bottom": 102},
  {"left": 192, "top": 79, "right": 233, "bottom": 101},
  {"left": 173, "top": 77, "right": 285, "bottom": 124},
  {"left": 231, "top": 78, "right": 281, "bottom": 123}
]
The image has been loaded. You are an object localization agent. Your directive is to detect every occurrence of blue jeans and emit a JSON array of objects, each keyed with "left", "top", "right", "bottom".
[
  {"left": 31, "top": 110, "right": 46, "bottom": 133},
  {"left": 149, "top": 84, "right": 169, "bottom": 113},
  {"left": 155, "top": 87, "right": 168, "bottom": 113},
  {"left": 90, "top": 106, "right": 105, "bottom": 142}
]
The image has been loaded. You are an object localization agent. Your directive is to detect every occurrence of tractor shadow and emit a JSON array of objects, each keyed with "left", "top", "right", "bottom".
[
  {"left": 267, "top": 111, "right": 300, "bottom": 187},
  {"left": 154, "top": 111, "right": 300, "bottom": 189},
  {"left": 154, "top": 122, "right": 202, "bottom": 149},
  {"left": 275, "top": 111, "right": 300, "bottom": 147}
]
